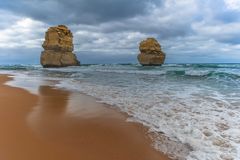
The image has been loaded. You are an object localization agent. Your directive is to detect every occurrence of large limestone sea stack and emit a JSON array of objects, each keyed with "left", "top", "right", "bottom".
[
  {"left": 40, "top": 25, "right": 80, "bottom": 67},
  {"left": 137, "top": 38, "right": 166, "bottom": 66}
]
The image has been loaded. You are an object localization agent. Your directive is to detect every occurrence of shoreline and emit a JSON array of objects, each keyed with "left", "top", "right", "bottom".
[{"left": 0, "top": 74, "right": 171, "bottom": 160}]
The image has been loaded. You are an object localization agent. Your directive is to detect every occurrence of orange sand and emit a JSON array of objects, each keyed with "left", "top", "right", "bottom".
[{"left": 0, "top": 75, "right": 170, "bottom": 160}]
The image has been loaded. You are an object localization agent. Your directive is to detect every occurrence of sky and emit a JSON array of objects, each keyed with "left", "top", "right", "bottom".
[{"left": 0, "top": 0, "right": 240, "bottom": 64}]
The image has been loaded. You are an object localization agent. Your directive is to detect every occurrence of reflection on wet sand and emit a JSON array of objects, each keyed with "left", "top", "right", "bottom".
[
  {"left": 28, "top": 86, "right": 170, "bottom": 160},
  {"left": 38, "top": 86, "right": 69, "bottom": 115},
  {"left": 0, "top": 75, "right": 170, "bottom": 160},
  {"left": 27, "top": 86, "right": 71, "bottom": 141}
]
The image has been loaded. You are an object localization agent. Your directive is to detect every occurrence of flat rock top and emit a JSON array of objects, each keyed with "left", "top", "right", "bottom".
[
  {"left": 139, "top": 38, "right": 162, "bottom": 54},
  {"left": 47, "top": 25, "right": 73, "bottom": 38}
]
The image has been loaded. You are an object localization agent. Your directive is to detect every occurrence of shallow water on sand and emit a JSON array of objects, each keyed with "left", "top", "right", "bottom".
[
  {"left": 0, "top": 76, "right": 169, "bottom": 160},
  {"left": 1, "top": 63, "right": 240, "bottom": 160}
]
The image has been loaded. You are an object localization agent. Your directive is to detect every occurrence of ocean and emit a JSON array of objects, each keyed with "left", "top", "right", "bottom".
[{"left": 0, "top": 63, "right": 240, "bottom": 160}]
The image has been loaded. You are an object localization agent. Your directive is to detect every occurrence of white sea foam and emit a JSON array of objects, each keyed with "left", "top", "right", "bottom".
[
  {"left": 1, "top": 64, "right": 240, "bottom": 160},
  {"left": 55, "top": 78, "right": 240, "bottom": 160},
  {"left": 185, "top": 70, "right": 211, "bottom": 76}
]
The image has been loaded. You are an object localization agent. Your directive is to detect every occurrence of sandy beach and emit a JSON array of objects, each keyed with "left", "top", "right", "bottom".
[{"left": 0, "top": 74, "right": 170, "bottom": 160}]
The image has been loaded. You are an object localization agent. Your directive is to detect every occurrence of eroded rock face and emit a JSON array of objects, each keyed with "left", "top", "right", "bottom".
[
  {"left": 41, "top": 25, "right": 80, "bottom": 67},
  {"left": 137, "top": 38, "right": 166, "bottom": 66}
]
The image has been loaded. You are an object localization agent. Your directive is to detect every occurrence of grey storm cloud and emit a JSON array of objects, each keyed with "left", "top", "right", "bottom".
[
  {"left": 0, "top": 0, "right": 210, "bottom": 39},
  {"left": 1, "top": 0, "right": 240, "bottom": 64},
  {"left": 1, "top": 0, "right": 162, "bottom": 25}
]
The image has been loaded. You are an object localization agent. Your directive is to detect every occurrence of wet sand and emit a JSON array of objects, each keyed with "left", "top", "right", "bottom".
[{"left": 0, "top": 74, "right": 170, "bottom": 160}]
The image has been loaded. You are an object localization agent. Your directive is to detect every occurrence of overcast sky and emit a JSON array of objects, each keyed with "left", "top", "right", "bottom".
[{"left": 0, "top": 0, "right": 240, "bottom": 64}]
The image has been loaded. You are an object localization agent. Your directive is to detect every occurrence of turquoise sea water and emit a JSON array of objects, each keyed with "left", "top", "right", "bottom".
[{"left": 0, "top": 63, "right": 240, "bottom": 160}]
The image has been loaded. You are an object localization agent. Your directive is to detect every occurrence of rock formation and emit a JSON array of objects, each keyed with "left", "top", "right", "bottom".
[
  {"left": 41, "top": 25, "right": 80, "bottom": 67},
  {"left": 137, "top": 38, "right": 166, "bottom": 66}
]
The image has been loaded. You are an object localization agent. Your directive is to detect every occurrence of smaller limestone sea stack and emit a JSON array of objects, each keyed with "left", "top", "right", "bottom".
[
  {"left": 137, "top": 38, "right": 166, "bottom": 66},
  {"left": 41, "top": 25, "right": 80, "bottom": 68}
]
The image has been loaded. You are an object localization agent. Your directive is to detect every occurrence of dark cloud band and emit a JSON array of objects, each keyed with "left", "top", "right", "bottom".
[{"left": 1, "top": 0, "right": 162, "bottom": 24}]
